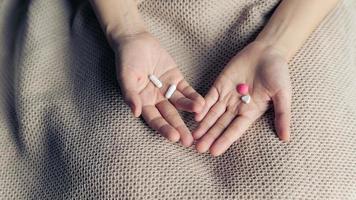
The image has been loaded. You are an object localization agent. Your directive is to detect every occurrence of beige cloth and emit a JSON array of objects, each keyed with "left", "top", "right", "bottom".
[{"left": 0, "top": 0, "right": 356, "bottom": 199}]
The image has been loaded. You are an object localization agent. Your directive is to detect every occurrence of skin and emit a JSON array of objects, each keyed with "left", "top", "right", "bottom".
[
  {"left": 90, "top": 0, "right": 205, "bottom": 147},
  {"left": 193, "top": 41, "right": 291, "bottom": 156},
  {"left": 194, "top": 0, "right": 340, "bottom": 156},
  {"left": 90, "top": 0, "right": 340, "bottom": 155},
  {"left": 117, "top": 32, "right": 205, "bottom": 147}
]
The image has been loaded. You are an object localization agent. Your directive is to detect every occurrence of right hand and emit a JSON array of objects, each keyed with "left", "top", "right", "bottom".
[{"left": 114, "top": 32, "right": 205, "bottom": 147}]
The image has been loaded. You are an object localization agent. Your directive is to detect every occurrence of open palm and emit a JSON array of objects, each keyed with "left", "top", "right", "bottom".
[
  {"left": 116, "top": 33, "right": 205, "bottom": 147},
  {"left": 193, "top": 42, "right": 292, "bottom": 156}
]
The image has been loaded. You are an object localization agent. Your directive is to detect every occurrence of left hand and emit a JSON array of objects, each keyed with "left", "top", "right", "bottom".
[{"left": 192, "top": 41, "right": 292, "bottom": 156}]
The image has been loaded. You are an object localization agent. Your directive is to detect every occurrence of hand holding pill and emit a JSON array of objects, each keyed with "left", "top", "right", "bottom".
[
  {"left": 116, "top": 32, "right": 205, "bottom": 147},
  {"left": 193, "top": 42, "right": 292, "bottom": 156}
]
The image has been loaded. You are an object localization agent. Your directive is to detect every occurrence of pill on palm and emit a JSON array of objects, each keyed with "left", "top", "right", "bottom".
[
  {"left": 236, "top": 83, "right": 249, "bottom": 95},
  {"left": 165, "top": 84, "right": 176, "bottom": 99},
  {"left": 148, "top": 74, "right": 163, "bottom": 88},
  {"left": 241, "top": 95, "right": 251, "bottom": 104}
]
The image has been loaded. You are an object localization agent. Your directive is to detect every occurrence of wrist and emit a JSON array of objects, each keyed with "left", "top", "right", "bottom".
[
  {"left": 253, "top": 37, "right": 291, "bottom": 61},
  {"left": 106, "top": 23, "right": 148, "bottom": 49},
  {"left": 90, "top": 0, "right": 148, "bottom": 49}
]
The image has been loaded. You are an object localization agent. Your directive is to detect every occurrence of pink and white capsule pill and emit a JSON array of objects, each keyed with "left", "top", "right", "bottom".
[{"left": 236, "top": 83, "right": 249, "bottom": 95}]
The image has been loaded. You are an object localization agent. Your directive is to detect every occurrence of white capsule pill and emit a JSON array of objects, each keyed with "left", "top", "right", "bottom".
[
  {"left": 148, "top": 74, "right": 163, "bottom": 88},
  {"left": 165, "top": 84, "right": 177, "bottom": 99}
]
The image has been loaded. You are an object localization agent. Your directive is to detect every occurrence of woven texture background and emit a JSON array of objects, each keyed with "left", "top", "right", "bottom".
[{"left": 0, "top": 0, "right": 356, "bottom": 199}]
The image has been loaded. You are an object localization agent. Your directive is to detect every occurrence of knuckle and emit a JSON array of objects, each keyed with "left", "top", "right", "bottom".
[
  {"left": 226, "top": 109, "right": 237, "bottom": 117},
  {"left": 214, "top": 122, "right": 226, "bottom": 130},
  {"left": 209, "top": 107, "right": 220, "bottom": 116},
  {"left": 165, "top": 111, "right": 179, "bottom": 120}
]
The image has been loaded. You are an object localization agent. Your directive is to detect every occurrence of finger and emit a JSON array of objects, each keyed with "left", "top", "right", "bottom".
[
  {"left": 195, "top": 109, "right": 236, "bottom": 153},
  {"left": 169, "top": 90, "right": 200, "bottom": 113},
  {"left": 117, "top": 67, "right": 143, "bottom": 118},
  {"left": 123, "top": 90, "right": 142, "bottom": 118},
  {"left": 209, "top": 114, "right": 254, "bottom": 157},
  {"left": 156, "top": 100, "right": 193, "bottom": 147},
  {"left": 142, "top": 105, "right": 180, "bottom": 143},
  {"left": 272, "top": 90, "right": 291, "bottom": 141},
  {"left": 177, "top": 80, "right": 205, "bottom": 113},
  {"left": 195, "top": 87, "right": 219, "bottom": 122},
  {"left": 192, "top": 101, "right": 226, "bottom": 140}
]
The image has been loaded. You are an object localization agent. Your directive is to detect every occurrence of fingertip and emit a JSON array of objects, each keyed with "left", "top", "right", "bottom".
[
  {"left": 272, "top": 90, "right": 291, "bottom": 142},
  {"left": 134, "top": 111, "right": 141, "bottom": 118},
  {"left": 194, "top": 113, "right": 203, "bottom": 122},
  {"left": 275, "top": 114, "right": 291, "bottom": 142},
  {"left": 126, "top": 94, "right": 142, "bottom": 118},
  {"left": 136, "top": 107, "right": 142, "bottom": 118},
  {"left": 177, "top": 127, "right": 194, "bottom": 147},
  {"left": 275, "top": 121, "right": 290, "bottom": 142},
  {"left": 180, "top": 137, "right": 194, "bottom": 147},
  {"left": 192, "top": 128, "right": 203, "bottom": 140},
  {"left": 130, "top": 106, "right": 137, "bottom": 117},
  {"left": 194, "top": 106, "right": 208, "bottom": 122},
  {"left": 196, "top": 97, "right": 206, "bottom": 111},
  {"left": 195, "top": 140, "right": 209, "bottom": 153},
  {"left": 192, "top": 101, "right": 204, "bottom": 113},
  {"left": 209, "top": 138, "right": 230, "bottom": 157},
  {"left": 181, "top": 94, "right": 205, "bottom": 113},
  {"left": 209, "top": 147, "right": 223, "bottom": 157},
  {"left": 130, "top": 104, "right": 142, "bottom": 118},
  {"left": 168, "top": 131, "right": 180, "bottom": 143},
  {"left": 279, "top": 130, "right": 290, "bottom": 142},
  {"left": 194, "top": 101, "right": 211, "bottom": 122}
]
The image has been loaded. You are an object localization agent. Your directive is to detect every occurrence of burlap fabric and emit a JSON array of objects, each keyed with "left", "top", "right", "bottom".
[{"left": 0, "top": 0, "right": 355, "bottom": 199}]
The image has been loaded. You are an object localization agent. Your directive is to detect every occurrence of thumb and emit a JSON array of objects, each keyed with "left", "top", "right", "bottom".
[
  {"left": 117, "top": 67, "right": 143, "bottom": 118},
  {"left": 272, "top": 90, "right": 291, "bottom": 141},
  {"left": 123, "top": 90, "right": 142, "bottom": 118}
]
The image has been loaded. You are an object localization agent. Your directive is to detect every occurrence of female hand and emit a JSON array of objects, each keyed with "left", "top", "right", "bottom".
[
  {"left": 115, "top": 32, "right": 205, "bottom": 147},
  {"left": 193, "top": 41, "right": 292, "bottom": 156}
]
